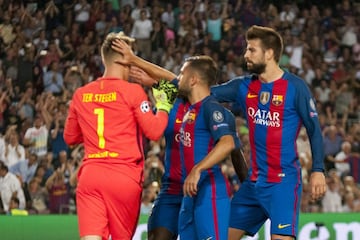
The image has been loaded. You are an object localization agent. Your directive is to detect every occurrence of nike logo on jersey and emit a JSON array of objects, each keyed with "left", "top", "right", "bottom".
[
  {"left": 278, "top": 224, "right": 291, "bottom": 229},
  {"left": 175, "top": 118, "right": 182, "bottom": 123},
  {"left": 247, "top": 93, "right": 258, "bottom": 98}
]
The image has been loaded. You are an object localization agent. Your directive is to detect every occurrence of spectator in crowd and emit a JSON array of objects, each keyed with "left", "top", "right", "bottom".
[
  {"left": 314, "top": 80, "right": 332, "bottom": 104},
  {"left": 342, "top": 191, "right": 360, "bottom": 212},
  {"left": 49, "top": 111, "right": 68, "bottom": 161},
  {"left": 161, "top": 3, "right": 175, "bottom": 30},
  {"left": 42, "top": 61, "right": 64, "bottom": 95},
  {"left": 52, "top": 150, "right": 73, "bottom": 187},
  {"left": 22, "top": 114, "right": 49, "bottom": 160},
  {"left": 9, "top": 151, "right": 38, "bottom": 186},
  {"left": 130, "top": 0, "right": 151, "bottom": 21},
  {"left": 17, "top": 85, "right": 36, "bottom": 123},
  {"left": 8, "top": 195, "right": 29, "bottom": 216},
  {"left": 2, "top": 127, "right": 25, "bottom": 168},
  {"left": 73, "top": 0, "right": 91, "bottom": 32},
  {"left": 26, "top": 177, "right": 49, "bottom": 214},
  {"left": 321, "top": 176, "right": 342, "bottom": 212},
  {"left": 334, "top": 141, "right": 352, "bottom": 177},
  {"left": 323, "top": 125, "right": 344, "bottom": 172},
  {"left": 206, "top": 1, "right": 228, "bottom": 43},
  {"left": 43, "top": 41, "right": 63, "bottom": 68},
  {"left": 0, "top": 160, "right": 26, "bottom": 213},
  {"left": 131, "top": 9, "right": 153, "bottom": 60},
  {"left": 150, "top": 20, "right": 165, "bottom": 65},
  {"left": 45, "top": 168, "right": 69, "bottom": 214}
]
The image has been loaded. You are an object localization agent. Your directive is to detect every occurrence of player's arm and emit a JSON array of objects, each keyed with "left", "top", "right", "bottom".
[
  {"left": 63, "top": 99, "right": 84, "bottom": 145},
  {"left": 184, "top": 104, "right": 240, "bottom": 196},
  {"left": 132, "top": 84, "right": 169, "bottom": 140},
  {"left": 210, "top": 77, "right": 242, "bottom": 103},
  {"left": 296, "top": 83, "right": 324, "bottom": 172},
  {"left": 112, "top": 39, "right": 176, "bottom": 85},
  {"left": 183, "top": 135, "right": 236, "bottom": 197},
  {"left": 230, "top": 147, "right": 248, "bottom": 182},
  {"left": 295, "top": 81, "right": 326, "bottom": 201},
  {"left": 129, "top": 66, "right": 157, "bottom": 86}
]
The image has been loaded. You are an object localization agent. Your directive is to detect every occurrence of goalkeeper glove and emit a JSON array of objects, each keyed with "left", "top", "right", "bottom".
[{"left": 152, "top": 80, "right": 178, "bottom": 113}]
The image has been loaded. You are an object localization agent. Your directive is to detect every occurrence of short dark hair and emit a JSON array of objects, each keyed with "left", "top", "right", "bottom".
[
  {"left": 11, "top": 196, "right": 20, "bottom": 205},
  {"left": 246, "top": 25, "right": 283, "bottom": 63},
  {"left": 184, "top": 55, "right": 218, "bottom": 86},
  {"left": 0, "top": 160, "right": 8, "bottom": 172}
]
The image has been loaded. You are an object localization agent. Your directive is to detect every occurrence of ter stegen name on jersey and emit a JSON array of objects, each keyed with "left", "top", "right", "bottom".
[{"left": 82, "top": 92, "right": 117, "bottom": 103}]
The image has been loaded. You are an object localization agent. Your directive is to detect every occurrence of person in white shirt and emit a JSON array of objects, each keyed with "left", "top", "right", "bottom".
[
  {"left": 161, "top": 3, "right": 175, "bottom": 30},
  {"left": 314, "top": 80, "right": 331, "bottom": 104},
  {"left": 130, "top": 0, "right": 150, "bottom": 21},
  {"left": 131, "top": 9, "right": 153, "bottom": 60},
  {"left": 0, "top": 135, "right": 5, "bottom": 163},
  {"left": 321, "top": 179, "right": 342, "bottom": 212},
  {"left": 74, "top": 0, "right": 90, "bottom": 24},
  {"left": 23, "top": 115, "right": 49, "bottom": 160},
  {"left": 0, "top": 161, "right": 26, "bottom": 213},
  {"left": 3, "top": 130, "right": 25, "bottom": 168},
  {"left": 334, "top": 141, "right": 352, "bottom": 177}
]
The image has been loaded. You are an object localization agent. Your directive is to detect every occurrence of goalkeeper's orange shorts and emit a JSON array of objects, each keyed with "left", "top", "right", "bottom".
[{"left": 76, "top": 163, "right": 142, "bottom": 240}]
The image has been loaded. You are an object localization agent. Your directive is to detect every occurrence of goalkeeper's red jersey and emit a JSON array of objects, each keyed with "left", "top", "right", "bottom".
[{"left": 64, "top": 77, "right": 168, "bottom": 168}]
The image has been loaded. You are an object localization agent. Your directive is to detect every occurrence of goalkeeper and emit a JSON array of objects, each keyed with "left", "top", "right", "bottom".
[{"left": 63, "top": 32, "right": 177, "bottom": 240}]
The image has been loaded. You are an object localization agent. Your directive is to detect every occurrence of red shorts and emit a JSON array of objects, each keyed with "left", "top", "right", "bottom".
[{"left": 76, "top": 162, "right": 142, "bottom": 240}]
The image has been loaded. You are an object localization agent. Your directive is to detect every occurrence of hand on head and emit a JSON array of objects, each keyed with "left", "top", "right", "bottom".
[{"left": 112, "top": 38, "right": 134, "bottom": 66}]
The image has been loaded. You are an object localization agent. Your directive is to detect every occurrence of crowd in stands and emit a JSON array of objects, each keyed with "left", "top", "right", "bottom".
[{"left": 0, "top": 0, "right": 359, "bottom": 216}]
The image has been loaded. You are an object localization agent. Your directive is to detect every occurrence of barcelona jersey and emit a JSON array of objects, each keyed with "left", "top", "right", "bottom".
[
  {"left": 178, "top": 95, "right": 240, "bottom": 240},
  {"left": 211, "top": 71, "right": 324, "bottom": 184},
  {"left": 179, "top": 95, "right": 240, "bottom": 185},
  {"left": 160, "top": 98, "right": 190, "bottom": 196}
]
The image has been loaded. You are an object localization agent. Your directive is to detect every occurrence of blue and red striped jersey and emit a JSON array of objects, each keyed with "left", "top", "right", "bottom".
[
  {"left": 179, "top": 95, "right": 241, "bottom": 186},
  {"left": 161, "top": 98, "right": 189, "bottom": 195},
  {"left": 211, "top": 71, "right": 324, "bottom": 183}
]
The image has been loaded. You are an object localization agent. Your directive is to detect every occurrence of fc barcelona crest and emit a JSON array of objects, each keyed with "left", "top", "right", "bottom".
[
  {"left": 183, "top": 109, "right": 196, "bottom": 124},
  {"left": 272, "top": 95, "right": 283, "bottom": 106},
  {"left": 260, "top": 92, "right": 270, "bottom": 105}
]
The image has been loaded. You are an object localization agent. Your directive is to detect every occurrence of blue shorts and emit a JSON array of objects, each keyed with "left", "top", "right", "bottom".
[
  {"left": 148, "top": 192, "right": 183, "bottom": 236},
  {"left": 230, "top": 179, "right": 302, "bottom": 237},
  {"left": 179, "top": 176, "right": 231, "bottom": 240}
]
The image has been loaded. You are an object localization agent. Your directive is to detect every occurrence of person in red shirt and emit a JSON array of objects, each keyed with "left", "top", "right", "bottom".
[{"left": 64, "top": 32, "right": 174, "bottom": 240}]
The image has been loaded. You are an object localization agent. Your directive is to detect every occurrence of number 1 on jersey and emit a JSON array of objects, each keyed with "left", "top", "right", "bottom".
[{"left": 94, "top": 108, "right": 105, "bottom": 149}]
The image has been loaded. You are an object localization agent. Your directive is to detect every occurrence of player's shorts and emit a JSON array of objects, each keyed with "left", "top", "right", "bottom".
[
  {"left": 147, "top": 192, "right": 183, "bottom": 236},
  {"left": 76, "top": 162, "right": 142, "bottom": 240},
  {"left": 229, "top": 179, "right": 302, "bottom": 237},
  {"left": 179, "top": 175, "right": 231, "bottom": 240}
]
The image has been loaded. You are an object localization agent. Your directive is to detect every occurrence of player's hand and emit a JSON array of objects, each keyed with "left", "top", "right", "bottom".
[
  {"left": 183, "top": 166, "right": 201, "bottom": 197},
  {"left": 152, "top": 80, "right": 178, "bottom": 113},
  {"left": 309, "top": 171, "right": 327, "bottom": 201},
  {"left": 130, "top": 66, "right": 157, "bottom": 86},
  {"left": 111, "top": 38, "right": 134, "bottom": 65}
]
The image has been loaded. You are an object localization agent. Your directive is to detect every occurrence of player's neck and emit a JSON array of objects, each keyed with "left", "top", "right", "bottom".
[
  {"left": 259, "top": 64, "right": 284, "bottom": 83},
  {"left": 103, "top": 67, "right": 129, "bottom": 81},
  {"left": 188, "top": 88, "right": 210, "bottom": 105}
]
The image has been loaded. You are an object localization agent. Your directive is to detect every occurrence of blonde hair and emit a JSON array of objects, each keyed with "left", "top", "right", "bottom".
[{"left": 101, "top": 31, "right": 135, "bottom": 63}]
